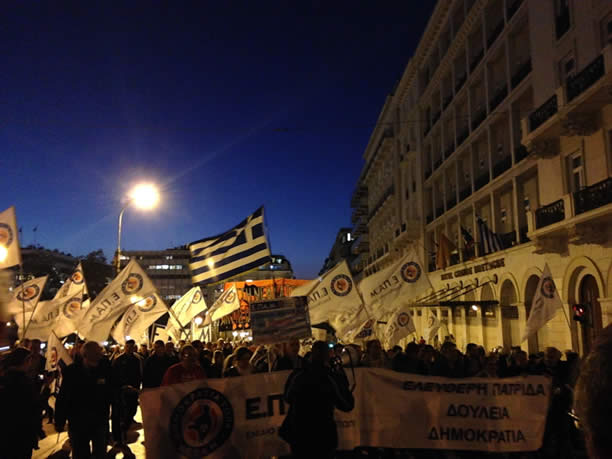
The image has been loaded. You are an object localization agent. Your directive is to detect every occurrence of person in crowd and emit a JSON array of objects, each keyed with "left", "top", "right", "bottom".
[
  {"left": 110, "top": 339, "right": 142, "bottom": 444},
  {"left": 505, "top": 350, "right": 530, "bottom": 377},
  {"left": 209, "top": 350, "right": 224, "bottom": 378},
  {"left": 386, "top": 345, "right": 402, "bottom": 361},
  {"left": 392, "top": 342, "right": 419, "bottom": 374},
  {"left": 55, "top": 342, "right": 112, "bottom": 459},
  {"left": 274, "top": 340, "right": 304, "bottom": 371},
  {"left": 225, "top": 346, "right": 254, "bottom": 377},
  {"left": 432, "top": 341, "right": 465, "bottom": 378},
  {"left": 464, "top": 343, "right": 483, "bottom": 376},
  {"left": 138, "top": 343, "right": 149, "bottom": 359},
  {"left": 143, "top": 340, "right": 174, "bottom": 389},
  {"left": 165, "top": 341, "right": 179, "bottom": 363},
  {"left": 0, "top": 347, "right": 40, "bottom": 458},
  {"left": 280, "top": 340, "right": 354, "bottom": 459},
  {"left": 361, "top": 339, "right": 389, "bottom": 368},
  {"left": 417, "top": 345, "right": 437, "bottom": 375},
  {"left": 26, "top": 339, "right": 47, "bottom": 441},
  {"left": 162, "top": 344, "right": 206, "bottom": 385},
  {"left": 199, "top": 349, "right": 214, "bottom": 376}
]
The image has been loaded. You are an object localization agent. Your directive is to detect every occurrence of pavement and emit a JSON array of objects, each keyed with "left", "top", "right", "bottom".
[{"left": 33, "top": 404, "right": 146, "bottom": 459}]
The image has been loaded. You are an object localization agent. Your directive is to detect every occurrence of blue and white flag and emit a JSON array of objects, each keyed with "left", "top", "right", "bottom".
[
  {"left": 189, "top": 207, "right": 271, "bottom": 285},
  {"left": 477, "top": 217, "right": 503, "bottom": 255}
]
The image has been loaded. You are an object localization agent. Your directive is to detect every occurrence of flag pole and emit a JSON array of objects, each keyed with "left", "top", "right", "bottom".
[{"left": 19, "top": 264, "right": 26, "bottom": 341}]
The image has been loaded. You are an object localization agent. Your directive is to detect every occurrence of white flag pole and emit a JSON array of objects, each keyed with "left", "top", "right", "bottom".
[{"left": 19, "top": 265, "right": 26, "bottom": 341}]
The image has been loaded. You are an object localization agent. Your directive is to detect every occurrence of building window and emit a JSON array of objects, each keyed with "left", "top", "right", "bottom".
[
  {"left": 567, "top": 151, "right": 585, "bottom": 192},
  {"left": 558, "top": 52, "right": 576, "bottom": 85},
  {"left": 165, "top": 255, "right": 174, "bottom": 260},
  {"left": 601, "top": 14, "right": 612, "bottom": 48},
  {"left": 347, "top": 232, "right": 352, "bottom": 242},
  {"left": 555, "top": 0, "right": 571, "bottom": 40}
]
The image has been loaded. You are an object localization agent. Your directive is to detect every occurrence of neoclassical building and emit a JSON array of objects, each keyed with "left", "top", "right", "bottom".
[{"left": 350, "top": 0, "right": 612, "bottom": 355}]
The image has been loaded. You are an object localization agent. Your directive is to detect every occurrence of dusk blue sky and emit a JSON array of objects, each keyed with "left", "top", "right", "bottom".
[{"left": 1, "top": 1, "right": 435, "bottom": 279}]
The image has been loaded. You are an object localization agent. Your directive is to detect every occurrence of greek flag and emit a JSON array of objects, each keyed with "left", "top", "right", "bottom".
[
  {"left": 189, "top": 207, "right": 271, "bottom": 285},
  {"left": 477, "top": 217, "right": 503, "bottom": 255}
]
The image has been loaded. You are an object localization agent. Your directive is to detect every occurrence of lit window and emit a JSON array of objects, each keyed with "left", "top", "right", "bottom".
[
  {"left": 165, "top": 255, "right": 173, "bottom": 260},
  {"left": 347, "top": 233, "right": 352, "bottom": 241},
  {"left": 567, "top": 151, "right": 585, "bottom": 192}
]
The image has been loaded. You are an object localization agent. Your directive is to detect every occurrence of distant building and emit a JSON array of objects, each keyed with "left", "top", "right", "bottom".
[
  {"left": 19, "top": 246, "right": 80, "bottom": 298},
  {"left": 319, "top": 228, "right": 355, "bottom": 275}
]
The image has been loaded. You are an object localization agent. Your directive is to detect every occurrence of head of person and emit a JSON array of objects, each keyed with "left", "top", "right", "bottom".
[
  {"left": 139, "top": 344, "right": 148, "bottom": 354},
  {"left": 21, "top": 338, "right": 31, "bottom": 350},
  {"left": 2, "top": 347, "right": 32, "bottom": 373},
  {"left": 515, "top": 350, "right": 528, "bottom": 368},
  {"left": 405, "top": 342, "right": 419, "bottom": 359},
  {"left": 388, "top": 345, "right": 402, "bottom": 359},
  {"left": 366, "top": 339, "right": 383, "bottom": 360},
  {"left": 178, "top": 340, "right": 186, "bottom": 348},
  {"left": 124, "top": 339, "right": 136, "bottom": 354},
  {"left": 30, "top": 339, "right": 41, "bottom": 354},
  {"left": 191, "top": 340, "right": 203, "bottom": 354},
  {"left": 213, "top": 350, "right": 224, "bottom": 365},
  {"left": 234, "top": 347, "right": 252, "bottom": 371},
  {"left": 575, "top": 325, "right": 612, "bottom": 459},
  {"left": 545, "top": 347, "right": 562, "bottom": 367},
  {"left": 311, "top": 340, "right": 331, "bottom": 366},
  {"left": 165, "top": 341, "right": 175, "bottom": 354},
  {"left": 153, "top": 340, "right": 165, "bottom": 356},
  {"left": 441, "top": 341, "right": 457, "bottom": 361},
  {"left": 180, "top": 345, "right": 197, "bottom": 369},
  {"left": 285, "top": 340, "right": 300, "bottom": 357},
  {"left": 82, "top": 341, "right": 103, "bottom": 368}
]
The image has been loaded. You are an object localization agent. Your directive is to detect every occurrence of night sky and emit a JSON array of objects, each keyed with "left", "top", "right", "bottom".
[{"left": 1, "top": 1, "right": 435, "bottom": 278}]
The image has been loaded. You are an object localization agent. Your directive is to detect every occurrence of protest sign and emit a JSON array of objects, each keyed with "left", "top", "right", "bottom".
[
  {"left": 140, "top": 369, "right": 550, "bottom": 459},
  {"left": 249, "top": 297, "right": 311, "bottom": 345}
]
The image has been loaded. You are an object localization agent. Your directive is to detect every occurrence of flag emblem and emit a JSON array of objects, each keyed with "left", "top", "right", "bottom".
[
  {"left": 122, "top": 273, "right": 144, "bottom": 295},
  {"left": 169, "top": 388, "right": 234, "bottom": 457},
  {"left": 397, "top": 312, "right": 410, "bottom": 327},
  {"left": 330, "top": 274, "right": 352, "bottom": 297},
  {"left": 224, "top": 290, "right": 236, "bottom": 304},
  {"left": 48, "top": 347, "right": 59, "bottom": 370},
  {"left": 0, "top": 223, "right": 13, "bottom": 247},
  {"left": 401, "top": 262, "right": 422, "bottom": 283},
  {"left": 63, "top": 297, "right": 83, "bottom": 318},
  {"left": 71, "top": 269, "right": 84, "bottom": 284},
  {"left": 541, "top": 277, "right": 556, "bottom": 299},
  {"left": 17, "top": 284, "right": 40, "bottom": 301},
  {"left": 136, "top": 295, "right": 157, "bottom": 312},
  {"left": 192, "top": 291, "right": 202, "bottom": 304}
]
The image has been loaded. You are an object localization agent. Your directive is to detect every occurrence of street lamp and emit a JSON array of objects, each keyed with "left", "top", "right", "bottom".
[
  {"left": 0, "top": 245, "right": 7, "bottom": 263},
  {"left": 194, "top": 316, "right": 204, "bottom": 326},
  {"left": 116, "top": 183, "right": 160, "bottom": 275}
]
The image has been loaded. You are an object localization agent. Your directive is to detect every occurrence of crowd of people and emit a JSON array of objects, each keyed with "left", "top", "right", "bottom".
[{"left": 0, "top": 333, "right": 594, "bottom": 458}]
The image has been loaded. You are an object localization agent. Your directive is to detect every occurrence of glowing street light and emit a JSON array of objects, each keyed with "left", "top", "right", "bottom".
[
  {"left": 194, "top": 316, "right": 204, "bottom": 326},
  {"left": 116, "top": 183, "right": 160, "bottom": 275}
]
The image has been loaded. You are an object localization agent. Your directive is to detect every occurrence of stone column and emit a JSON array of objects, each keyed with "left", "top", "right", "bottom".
[{"left": 599, "top": 298, "right": 612, "bottom": 327}]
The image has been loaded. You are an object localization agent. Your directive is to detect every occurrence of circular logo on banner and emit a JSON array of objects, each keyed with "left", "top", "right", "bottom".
[
  {"left": 137, "top": 295, "right": 157, "bottom": 312},
  {"left": 400, "top": 262, "right": 422, "bottom": 283},
  {"left": 541, "top": 277, "right": 556, "bottom": 299},
  {"left": 122, "top": 273, "right": 143, "bottom": 295},
  {"left": 397, "top": 312, "right": 411, "bottom": 327},
  {"left": 63, "top": 297, "right": 83, "bottom": 319},
  {"left": 224, "top": 290, "right": 236, "bottom": 304},
  {"left": 71, "top": 269, "right": 84, "bottom": 285},
  {"left": 330, "top": 274, "right": 353, "bottom": 297},
  {"left": 192, "top": 290, "right": 202, "bottom": 304},
  {"left": 17, "top": 284, "right": 40, "bottom": 302},
  {"left": 0, "top": 223, "right": 14, "bottom": 248},
  {"left": 169, "top": 388, "right": 234, "bottom": 457}
]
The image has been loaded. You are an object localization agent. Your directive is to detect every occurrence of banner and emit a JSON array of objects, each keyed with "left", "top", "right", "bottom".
[
  {"left": 53, "top": 292, "right": 87, "bottom": 338},
  {"left": 78, "top": 259, "right": 156, "bottom": 342},
  {"left": 290, "top": 260, "right": 362, "bottom": 326},
  {"left": 54, "top": 262, "right": 88, "bottom": 300},
  {"left": 45, "top": 331, "right": 73, "bottom": 372},
  {"left": 7, "top": 275, "right": 48, "bottom": 315},
  {"left": 522, "top": 263, "right": 563, "bottom": 342},
  {"left": 166, "top": 288, "right": 204, "bottom": 341},
  {"left": 358, "top": 247, "right": 431, "bottom": 315},
  {"left": 210, "top": 285, "right": 241, "bottom": 322},
  {"left": 384, "top": 302, "right": 416, "bottom": 347},
  {"left": 112, "top": 293, "right": 168, "bottom": 344},
  {"left": 140, "top": 369, "right": 550, "bottom": 459},
  {"left": 0, "top": 206, "right": 21, "bottom": 269},
  {"left": 250, "top": 297, "right": 311, "bottom": 345},
  {"left": 424, "top": 310, "right": 441, "bottom": 343}
]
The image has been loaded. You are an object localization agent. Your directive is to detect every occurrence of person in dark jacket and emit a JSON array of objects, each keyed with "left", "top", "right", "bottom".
[
  {"left": 280, "top": 340, "right": 354, "bottom": 459},
  {"left": 55, "top": 341, "right": 112, "bottom": 459},
  {"left": 273, "top": 340, "right": 304, "bottom": 371},
  {"left": 142, "top": 340, "right": 173, "bottom": 389},
  {"left": 0, "top": 347, "right": 39, "bottom": 459},
  {"left": 110, "top": 339, "right": 142, "bottom": 443}
]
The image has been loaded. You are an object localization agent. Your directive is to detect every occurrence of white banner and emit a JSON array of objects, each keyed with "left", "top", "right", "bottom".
[
  {"left": 0, "top": 206, "right": 21, "bottom": 269},
  {"left": 140, "top": 369, "right": 550, "bottom": 458},
  {"left": 54, "top": 262, "right": 88, "bottom": 300},
  {"left": 210, "top": 284, "right": 241, "bottom": 322},
  {"left": 53, "top": 291, "right": 87, "bottom": 338},
  {"left": 112, "top": 293, "right": 168, "bottom": 344},
  {"left": 522, "top": 263, "right": 563, "bottom": 342},
  {"left": 45, "top": 331, "right": 73, "bottom": 372},
  {"left": 384, "top": 302, "right": 417, "bottom": 347},
  {"left": 291, "top": 260, "right": 362, "bottom": 325},
  {"left": 7, "top": 275, "right": 48, "bottom": 315}
]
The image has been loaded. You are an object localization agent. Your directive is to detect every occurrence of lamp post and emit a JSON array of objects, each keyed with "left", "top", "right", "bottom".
[{"left": 116, "top": 183, "right": 160, "bottom": 275}]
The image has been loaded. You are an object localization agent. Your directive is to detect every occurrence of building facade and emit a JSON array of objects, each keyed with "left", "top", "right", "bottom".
[
  {"left": 351, "top": 0, "right": 612, "bottom": 355},
  {"left": 319, "top": 228, "right": 355, "bottom": 275}
]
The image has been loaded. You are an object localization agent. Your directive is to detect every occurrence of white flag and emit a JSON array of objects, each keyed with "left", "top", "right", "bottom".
[
  {"left": 210, "top": 285, "right": 241, "bottom": 322},
  {"left": 358, "top": 247, "right": 431, "bottom": 315},
  {"left": 423, "top": 310, "right": 440, "bottom": 343},
  {"left": 522, "top": 264, "right": 563, "bottom": 342},
  {"left": 45, "top": 331, "right": 73, "bottom": 372},
  {"left": 7, "top": 275, "right": 48, "bottom": 315},
  {"left": 54, "top": 262, "right": 88, "bottom": 300},
  {"left": 15, "top": 299, "right": 60, "bottom": 340},
  {"left": 53, "top": 290, "right": 87, "bottom": 338},
  {"left": 166, "top": 287, "right": 206, "bottom": 340},
  {"left": 78, "top": 259, "right": 156, "bottom": 342},
  {"left": 0, "top": 206, "right": 21, "bottom": 269},
  {"left": 384, "top": 303, "right": 416, "bottom": 347},
  {"left": 151, "top": 324, "right": 170, "bottom": 344},
  {"left": 291, "top": 260, "right": 362, "bottom": 326},
  {"left": 112, "top": 293, "right": 168, "bottom": 345},
  {"left": 335, "top": 306, "right": 376, "bottom": 342}
]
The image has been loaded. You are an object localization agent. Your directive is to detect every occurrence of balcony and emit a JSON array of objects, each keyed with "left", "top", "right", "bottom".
[
  {"left": 455, "top": 73, "right": 467, "bottom": 93},
  {"left": 487, "top": 20, "right": 505, "bottom": 49},
  {"left": 354, "top": 216, "right": 368, "bottom": 236},
  {"left": 567, "top": 55, "right": 605, "bottom": 103},
  {"left": 456, "top": 127, "right": 469, "bottom": 146},
  {"left": 474, "top": 172, "right": 490, "bottom": 191},
  {"left": 528, "top": 94, "right": 558, "bottom": 132},
  {"left": 471, "top": 107, "right": 486, "bottom": 131},
  {"left": 351, "top": 185, "right": 368, "bottom": 208},
  {"left": 350, "top": 204, "right": 368, "bottom": 224},
  {"left": 442, "top": 94, "right": 453, "bottom": 111},
  {"left": 426, "top": 213, "right": 433, "bottom": 224},
  {"left": 368, "top": 185, "right": 395, "bottom": 221},
  {"left": 432, "top": 110, "right": 441, "bottom": 127},
  {"left": 469, "top": 49, "right": 484, "bottom": 73},
  {"left": 499, "top": 231, "right": 516, "bottom": 248},
  {"left": 535, "top": 199, "right": 565, "bottom": 229},
  {"left": 459, "top": 186, "right": 472, "bottom": 201},
  {"left": 514, "top": 144, "right": 528, "bottom": 163},
  {"left": 511, "top": 59, "right": 532, "bottom": 89},
  {"left": 573, "top": 177, "right": 612, "bottom": 215},
  {"left": 447, "top": 196, "right": 457, "bottom": 210},
  {"left": 435, "top": 205, "right": 445, "bottom": 218},
  {"left": 443, "top": 144, "right": 454, "bottom": 160},
  {"left": 555, "top": 8, "right": 570, "bottom": 40},
  {"left": 489, "top": 84, "right": 508, "bottom": 111},
  {"left": 507, "top": 0, "right": 524, "bottom": 20},
  {"left": 493, "top": 155, "right": 512, "bottom": 178},
  {"left": 433, "top": 157, "right": 443, "bottom": 170}
]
